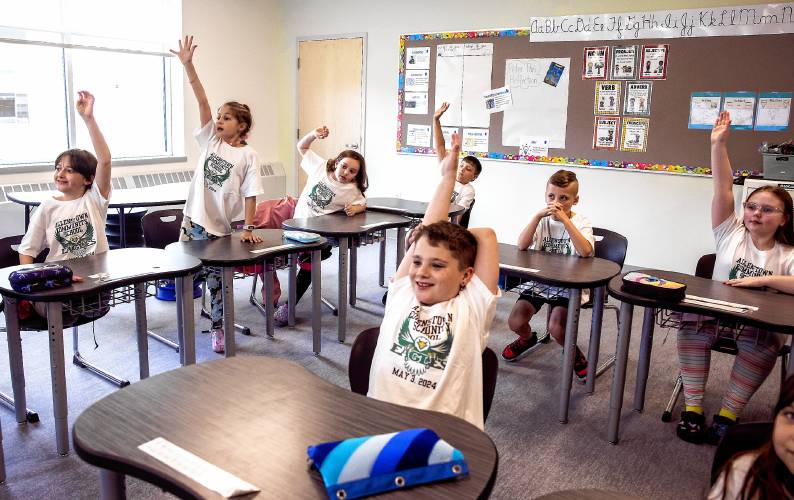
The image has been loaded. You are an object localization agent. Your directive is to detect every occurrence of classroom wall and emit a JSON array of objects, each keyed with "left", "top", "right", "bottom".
[{"left": 274, "top": 0, "right": 772, "bottom": 272}]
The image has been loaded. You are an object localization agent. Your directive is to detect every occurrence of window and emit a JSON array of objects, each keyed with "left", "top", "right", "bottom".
[{"left": 0, "top": 0, "right": 183, "bottom": 169}]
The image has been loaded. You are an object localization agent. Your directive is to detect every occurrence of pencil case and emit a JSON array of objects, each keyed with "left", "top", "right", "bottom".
[
  {"left": 283, "top": 230, "right": 321, "bottom": 243},
  {"left": 622, "top": 272, "right": 686, "bottom": 302},
  {"left": 307, "top": 428, "right": 468, "bottom": 500},
  {"left": 9, "top": 264, "right": 73, "bottom": 293}
]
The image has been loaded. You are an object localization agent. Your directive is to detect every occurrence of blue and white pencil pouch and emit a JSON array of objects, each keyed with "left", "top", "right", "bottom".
[
  {"left": 307, "top": 428, "right": 468, "bottom": 499},
  {"left": 283, "top": 230, "right": 322, "bottom": 243}
]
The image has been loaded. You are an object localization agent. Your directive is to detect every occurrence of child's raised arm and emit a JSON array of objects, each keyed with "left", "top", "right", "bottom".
[
  {"left": 469, "top": 227, "right": 499, "bottom": 294},
  {"left": 171, "top": 35, "right": 211, "bottom": 128},
  {"left": 76, "top": 91, "right": 111, "bottom": 199},
  {"left": 297, "top": 126, "right": 329, "bottom": 156},
  {"left": 433, "top": 102, "right": 449, "bottom": 161},
  {"left": 711, "top": 111, "right": 735, "bottom": 229}
]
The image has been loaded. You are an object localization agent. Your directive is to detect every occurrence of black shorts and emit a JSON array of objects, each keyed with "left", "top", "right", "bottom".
[{"left": 517, "top": 292, "right": 569, "bottom": 314}]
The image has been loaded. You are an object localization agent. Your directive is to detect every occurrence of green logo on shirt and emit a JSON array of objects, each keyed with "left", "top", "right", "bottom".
[
  {"left": 54, "top": 212, "right": 96, "bottom": 258},
  {"left": 307, "top": 181, "right": 335, "bottom": 211},
  {"left": 203, "top": 153, "right": 233, "bottom": 192},
  {"left": 390, "top": 308, "right": 453, "bottom": 376},
  {"left": 541, "top": 236, "right": 573, "bottom": 255},
  {"left": 729, "top": 257, "right": 773, "bottom": 280}
]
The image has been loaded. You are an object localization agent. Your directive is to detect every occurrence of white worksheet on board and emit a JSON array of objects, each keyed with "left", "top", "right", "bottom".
[{"left": 434, "top": 43, "right": 493, "bottom": 129}]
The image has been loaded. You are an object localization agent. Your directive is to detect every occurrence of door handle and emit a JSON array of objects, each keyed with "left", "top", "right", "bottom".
[{"left": 345, "top": 143, "right": 359, "bottom": 150}]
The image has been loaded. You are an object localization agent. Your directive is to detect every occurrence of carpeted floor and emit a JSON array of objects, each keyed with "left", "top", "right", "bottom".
[{"left": 0, "top": 238, "right": 783, "bottom": 499}]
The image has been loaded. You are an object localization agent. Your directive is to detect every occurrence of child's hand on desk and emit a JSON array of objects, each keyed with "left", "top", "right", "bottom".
[
  {"left": 724, "top": 276, "right": 767, "bottom": 288},
  {"left": 240, "top": 230, "right": 262, "bottom": 243},
  {"left": 344, "top": 204, "right": 364, "bottom": 216},
  {"left": 314, "top": 126, "right": 329, "bottom": 140},
  {"left": 72, "top": 275, "right": 84, "bottom": 283}
]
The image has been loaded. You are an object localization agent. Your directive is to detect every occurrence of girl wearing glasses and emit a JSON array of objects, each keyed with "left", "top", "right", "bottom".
[{"left": 676, "top": 111, "right": 794, "bottom": 446}]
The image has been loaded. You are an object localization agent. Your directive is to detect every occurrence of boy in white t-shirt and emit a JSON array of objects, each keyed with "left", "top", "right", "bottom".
[
  {"left": 432, "top": 102, "right": 481, "bottom": 214},
  {"left": 501, "top": 170, "right": 595, "bottom": 383},
  {"left": 367, "top": 133, "right": 500, "bottom": 430}
]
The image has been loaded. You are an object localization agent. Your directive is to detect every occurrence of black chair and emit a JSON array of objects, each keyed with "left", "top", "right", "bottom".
[
  {"left": 141, "top": 209, "right": 183, "bottom": 249},
  {"left": 458, "top": 199, "right": 475, "bottom": 228},
  {"left": 661, "top": 254, "right": 790, "bottom": 422},
  {"left": 710, "top": 421, "right": 773, "bottom": 484},
  {"left": 348, "top": 327, "right": 499, "bottom": 422}
]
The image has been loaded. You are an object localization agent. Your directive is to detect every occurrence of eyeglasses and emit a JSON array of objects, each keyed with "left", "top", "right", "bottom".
[{"left": 743, "top": 201, "right": 785, "bottom": 215}]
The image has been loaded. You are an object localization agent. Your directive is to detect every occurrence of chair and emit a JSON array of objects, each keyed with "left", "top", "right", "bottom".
[
  {"left": 660, "top": 254, "right": 790, "bottom": 422},
  {"left": 141, "top": 209, "right": 183, "bottom": 249},
  {"left": 348, "top": 327, "right": 499, "bottom": 422},
  {"left": 458, "top": 199, "right": 475, "bottom": 228}
]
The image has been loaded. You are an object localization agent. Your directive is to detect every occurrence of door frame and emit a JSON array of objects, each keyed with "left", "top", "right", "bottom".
[{"left": 294, "top": 32, "right": 368, "bottom": 195}]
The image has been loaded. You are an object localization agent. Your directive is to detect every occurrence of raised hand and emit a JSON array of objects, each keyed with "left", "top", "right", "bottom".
[
  {"left": 314, "top": 126, "right": 329, "bottom": 139},
  {"left": 439, "top": 132, "right": 461, "bottom": 177},
  {"left": 75, "top": 91, "right": 95, "bottom": 120},
  {"left": 434, "top": 102, "right": 450, "bottom": 121},
  {"left": 711, "top": 111, "right": 731, "bottom": 146},
  {"left": 170, "top": 35, "right": 197, "bottom": 66}
]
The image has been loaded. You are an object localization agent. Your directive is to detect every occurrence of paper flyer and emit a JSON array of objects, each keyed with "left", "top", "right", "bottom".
[
  {"left": 593, "top": 116, "right": 620, "bottom": 150},
  {"left": 640, "top": 44, "right": 668, "bottom": 80},
  {"left": 405, "top": 70, "right": 429, "bottom": 92},
  {"left": 755, "top": 92, "right": 792, "bottom": 131},
  {"left": 623, "top": 81, "right": 652, "bottom": 116},
  {"left": 543, "top": 62, "right": 565, "bottom": 86},
  {"left": 582, "top": 46, "right": 608, "bottom": 79},
  {"left": 406, "top": 124, "right": 431, "bottom": 147},
  {"left": 406, "top": 47, "right": 430, "bottom": 69},
  {"left": 462, "top": 128, "right": 489, "bottom": 153},
  {"left": 594, "top": 81, "right": 621, "bottom": 115},
  {"left": 483, "top": 86, "right": 513, "bottom": 113},
  {"left": 404, "top": 92, "right": 428, "bottom": 115},
  {"left": 620, "top": 117, "right": 650, "bottom": 152},
  {"left": 611, "top": 45, "right": 638, "bottom": 80},
  {"left": 519, "top": 136, "right": 549, "bottom": 156},
  {"left": 688, "top": 92, "right": 722, "bottom": 129},
  {"left": 722, "top": 92, "right": 756, "bottom": 129},
  {"left": 437, "top": 126, "right": 459, "bottom": 150}
]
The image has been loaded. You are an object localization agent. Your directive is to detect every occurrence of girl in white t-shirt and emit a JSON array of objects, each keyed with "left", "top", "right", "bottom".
[
  {"left": 18, "top": 90, "right": 112, "bottom": 321},
  {"left": 677, "top": 111, "right": 794, "bottom": 446},
  {"left": 172, "top": 36, "right": 265, "bottom": 353},
  {"left": 272, "top": 126, "right": 368, "bottom": 325}
]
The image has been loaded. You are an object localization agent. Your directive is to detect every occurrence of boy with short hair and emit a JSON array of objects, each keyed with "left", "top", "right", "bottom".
[
  {"left": 367, "top": 133, "right": 500, "bottom": 430},
  {"left": 433, "top": 102, "right": 481, "bottom": 211},
  {"left": 501, "top": 170, "right": 595, "bottom": 382}
]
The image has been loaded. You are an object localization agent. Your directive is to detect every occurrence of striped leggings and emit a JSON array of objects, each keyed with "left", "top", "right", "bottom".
[{"left": 677, "top": 326, "right": 784, "bottom": 416}]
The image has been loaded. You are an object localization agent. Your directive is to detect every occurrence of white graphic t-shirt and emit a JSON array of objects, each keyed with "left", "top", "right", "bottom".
[
  {"left": 451, "top": 181, "right": 475, "bottom": 210},
  {"left": 19, "top": 183, "right": 110, "bottom": 262},
  {"left": 183, "top": 121, "right": 265, "bottom": 236},
  {"left": 368, "top": 274, "right": 498, "bottom": 430},
  {"left": 526, "top": 213, "right": 595, "bottom": 302},
  {"left": 294, "top": 150, "right": 365, "bottom": 218}
]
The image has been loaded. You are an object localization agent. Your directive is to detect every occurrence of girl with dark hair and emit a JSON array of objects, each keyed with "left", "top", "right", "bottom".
[{"left": 172, "top": 35, "right": 265, "bottom": 353}]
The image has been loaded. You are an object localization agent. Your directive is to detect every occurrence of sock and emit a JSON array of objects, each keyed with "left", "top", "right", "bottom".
[
  {"left": 685, "top": 405, "right": 704, "bottom": 415},
  {"left": 718, "top": 407, "right": 738, "bottom": 422}
]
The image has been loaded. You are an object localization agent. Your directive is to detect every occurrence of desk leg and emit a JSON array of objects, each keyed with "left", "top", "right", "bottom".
[
  {"left": 378, "top": 236, "right": 386, "bottom": 286},
  {"left": 311, "top": 249, "right": 322, "bottom": 354},
  {"left": 46, "top": 302, "right": 69, "bottom": 455},
  {"left": 118, "top": 207, "right": 127, "bottom": 249},
  {"left": 337, "top": 237, "right": 349, "bottom": 343},
  {"left": 221, "top": 267, "right": 236, "bottom": 357},
  {"left": 396, "top": 227, "right": 406, "bottom": 269},
  {"left": 608, "top": 301, "right": 635, "bottom": 444},
  {"left": 264, "top": 264, "right": 275, "bottom": 338},
  {"left": 176, "top": 276, "right": 195, "bottom": 365},
  {"left": 134, "top": 283, "right": 149, "bottom": 380},
  {"left": 99, "top": 470, "right": 126, "bottom": 500},
  {"left": 586, "top": 286, "right": 606, "bottom": 395},
  {"left": 558, "top": 289, "right": 581, "bottom": 424},
  {"left": 349, "top": 242, "right": 357, "bottom": 306},
  {"left": 632, "top": 307, "right": 656, "bottom": 413},
  {"left": 0, "top": 416, "right": 5, "bottom": 484},
  {"left": 4, "top": 297, "right": 27, "bottom": 424},
  {"left": 288, "top": 254, "right": 297, "bottom": 327},
  {"left": 24, "top": 206, "right": 31, "bottom": 231}
]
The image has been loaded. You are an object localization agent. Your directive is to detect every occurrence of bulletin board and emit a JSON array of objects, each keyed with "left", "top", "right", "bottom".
[{"left": 396, "top": 15, "right": 794, "bottom": 176}]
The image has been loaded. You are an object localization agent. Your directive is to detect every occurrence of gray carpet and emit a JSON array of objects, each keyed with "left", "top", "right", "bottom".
[{"left": 0, "top": 238, "right": 783, "bottom": 499}]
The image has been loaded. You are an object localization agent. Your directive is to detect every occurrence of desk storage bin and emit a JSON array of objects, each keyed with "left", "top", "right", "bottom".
[
  {"left": 763, "top": 153, "right": 794, "bottom": 181},
  {"left": 154, "top": 279, "right": 203, "bottom": 301}
]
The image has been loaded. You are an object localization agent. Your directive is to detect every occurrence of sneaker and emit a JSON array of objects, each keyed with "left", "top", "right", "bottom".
[
  {"left": 211, "top": 328, "right": 225, "bottom": 353},
  {"left": 274, "top": 303, "right": 289, "bottom": 327},
  {"left": 705, "top": 415, "right": 737, "bottom": 446},
  {"left": 574, "top": 350, "right": 588, "bottom": 385},
  {"left": 676, "top": 411, "right": 706, "bottom": 444},
  {"left": 502, "top": 332, "right": 542, "bottom": 362}
]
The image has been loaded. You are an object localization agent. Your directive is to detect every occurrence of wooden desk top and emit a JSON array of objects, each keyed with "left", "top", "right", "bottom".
[
  {"left": 498, "top": 244, "right": 621, "bottom": 289},
  {"left": 282, "top": 212, "right": 412, "bottom": 236},
  {"left": 165, "top": 229, "right": 327, "bottom": 266},
  {"left": 73, "top": 357, "right": 498, "bottom": 499},
  {"left": 0, "top": 248, "right": 201, "bottom": 301},
  {"left": 367, "top": 198, "right": 465, "bottom": 219},
  {"left": 7, "top": 182, "right": 189, "bottom": 209},
  {"left": 607, "top": 270, "right": 794, "bottom": 335}
]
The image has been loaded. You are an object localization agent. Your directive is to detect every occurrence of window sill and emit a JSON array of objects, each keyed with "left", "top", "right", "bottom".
[{"left": 0, "top": 156, "right": 189, "bottom": 174}]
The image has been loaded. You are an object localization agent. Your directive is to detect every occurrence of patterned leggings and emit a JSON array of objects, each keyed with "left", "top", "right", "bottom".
[
  {"left": 180, "top": 218, "right": 223, "bottom": 328},
  {"left": 677, "top": 325, "right": 784, "bottom": 416}
]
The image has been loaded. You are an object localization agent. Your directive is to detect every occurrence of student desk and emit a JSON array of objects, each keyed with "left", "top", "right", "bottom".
[
  {"left": 0, "top": 248, "right": 201, "bottom": 456},
  {"left": 606, "top": 270, "right": 794, "bottom": 444},
  {"left": 73, "top": 356, "right": 498, "bottom": 500},
  {"left": 282, "top": 212, "right": 412, "bottom": 342},
  {"left": 498, "top": 244, "right": 621, "bottom": 423},
  {"left": 8, "top": 182, "right": 189, "bottom": 248},
  {"left": 366, "top": 198, "right": 466, "bottom": 286},
  {"left": 166, "top": 229, "right": 327, "bottom": 355}
]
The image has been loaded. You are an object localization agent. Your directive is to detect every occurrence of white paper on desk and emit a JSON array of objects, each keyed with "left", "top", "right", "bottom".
[
  {"left": 361, "top": 222, "right": 393, "bottom": 229},
  {"left": 139, "top": 437, "right": 260, "bottom": 498},
  {"left": 250, "top": 244, "right": 295, "bottom": 254}
]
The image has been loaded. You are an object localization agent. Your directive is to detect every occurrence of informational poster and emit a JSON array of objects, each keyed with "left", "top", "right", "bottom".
[
  {"left": 722, "top": 92, "right": 757, "bottom": 129},
  {"left": 593, "top": 116, "right": 620, "bottom": 150},
  {"left": 435, "top": 44, "right": 464, "bottom": 125},
  {"left": 503, "top": 57, "right": 571, "bottom": 149},
  {"left": 755, "top": 92, "right": 792, "bottom": 131},
  {"left": 640, "top": 45, "right": 669, "bottom": 80},
  {"left": 594, "top": 81, "right": 621, "bottom": 115},
  {"left": 462, "top": 128, "right": 489, "bottom": 153},
  {"left": 434, "top": 43, "right": 493, "bottom": 128},
  {"left": 483, "top": 86, "right": 513, "bottom": 113},
  {"left": 437, "top": 126, "right": 459, "bottom": 150},
  {"left": 611, "top": 45, "right": 638, "bottom": 80},
  {"left": 620, "top": 117, "right": 650, "bottom": 152},
  {"left": 406, "top": 124, "right": 431, "bottom": 147},
  {"left": 405, "top": 70, "right": 429, "bottom": 92},
  {"left": 519, "top": 136, "right": 549, "bottom": 156},
  {"left": 582, "top": 46, "right": 608, "bottom": 79},
  {"left": 623, "top": 81, "right": 652, "bottom": 116},
  {"left": 688, "top": 92, "right": 722, "bottom": 129},
  {"left": 544, "top": 62, "right": 565, "bottom": 86},
  {"left": 406, "top": 47, "right": 430, "bottom": 69},
  {"left": 404, "top": 92, "right": 428, "bottom": 115}
]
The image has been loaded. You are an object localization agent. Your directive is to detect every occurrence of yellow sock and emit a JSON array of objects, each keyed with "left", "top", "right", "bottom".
[
  {"left": 685, "top": 405, "right": 704, "bottom": 415},
  {"left": 718, "top": 408, "right": 737, "bottom": 422}
]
